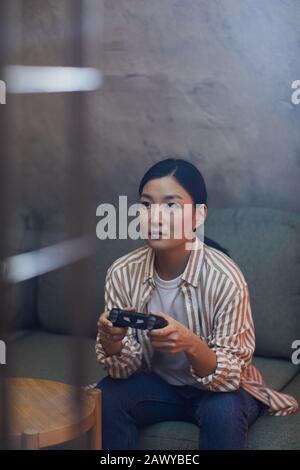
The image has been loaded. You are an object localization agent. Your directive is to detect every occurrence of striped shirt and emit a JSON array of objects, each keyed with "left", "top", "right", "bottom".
[{"left": 95, "top": 236, "right": 299, "bottom": 416}]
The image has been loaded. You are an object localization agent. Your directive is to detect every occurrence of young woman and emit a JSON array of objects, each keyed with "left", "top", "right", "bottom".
[{"left": 95, "top": 158, "right": 298, "bottom": 450}]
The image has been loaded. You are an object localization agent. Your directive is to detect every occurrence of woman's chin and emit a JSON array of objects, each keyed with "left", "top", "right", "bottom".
[{"left": 146, "top": 237, "right": 180, "bottom": 250}]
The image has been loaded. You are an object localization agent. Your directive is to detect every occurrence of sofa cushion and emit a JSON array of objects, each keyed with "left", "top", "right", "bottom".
[
  {"left": 140, "top": 421, "right": 198, "bottom": 450},
  {"left": 251, "top": 356, "right": 299, "bottom": 391},
  {"left": 7, "top": 330, "right": 107, "bottom": 385},
  {"left": 247, "top": 373, "right": 300, "bottom": 450},
  {"left": 204, "top": 207, "right": 300, "bottom": 359}
]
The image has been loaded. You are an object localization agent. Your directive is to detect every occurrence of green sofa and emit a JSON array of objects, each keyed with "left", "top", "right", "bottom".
[{"left": 6, "top": 206, "right": 300, "bottom": 449}]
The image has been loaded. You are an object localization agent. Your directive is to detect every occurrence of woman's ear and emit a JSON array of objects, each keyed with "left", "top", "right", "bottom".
[{"left": 194, "top": 204, "right": 207, "bottom": 231}]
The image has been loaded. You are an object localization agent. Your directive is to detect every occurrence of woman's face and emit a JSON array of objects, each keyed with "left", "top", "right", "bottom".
[{"left": 138, "top": 176, "right": 206, "bottom": 251}]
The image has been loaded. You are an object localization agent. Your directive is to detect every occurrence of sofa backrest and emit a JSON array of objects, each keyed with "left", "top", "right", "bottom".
[
  {"left": 5, "top": 208, "right": 42, "bottom": 332},
  {"left": 204, "top": 207, "right": 300, "bottom": 359},
  {"left": 36, "top": 206, "right": 143, "bottom": 338},
  {"left": 37, "top": 206, "right": 300, "bottom": 360}
]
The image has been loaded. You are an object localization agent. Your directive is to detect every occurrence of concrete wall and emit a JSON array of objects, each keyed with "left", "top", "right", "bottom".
[{"left": 8, "top": 0, "right": 300, "bottom": 224}]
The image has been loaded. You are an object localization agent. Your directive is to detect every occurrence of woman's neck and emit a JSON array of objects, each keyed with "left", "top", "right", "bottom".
[{"left": 154, "top": 243, "right": 192, "bottom": 281}]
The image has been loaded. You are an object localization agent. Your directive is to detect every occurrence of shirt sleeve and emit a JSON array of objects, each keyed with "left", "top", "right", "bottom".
[
  {"left": 189, "top": 283, "right": 255, "bottom": 392},
  {"left": 95, "top": 268, "right": 144, "bottom": 379}
]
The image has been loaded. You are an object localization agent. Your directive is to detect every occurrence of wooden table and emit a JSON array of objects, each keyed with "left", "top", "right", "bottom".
[{"left": 5, "top": 378, "right": 102, "bottom": 450}]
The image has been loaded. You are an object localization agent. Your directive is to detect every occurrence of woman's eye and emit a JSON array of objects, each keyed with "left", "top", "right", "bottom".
[
  {"left": 140, "top": 201, "right": 151, "bottom": 209},
  {"left": 139, "top": 201, "right": 180, "bottom": 210},
  {"left": 164, "top": 202, "right": 180, "bottom": 210}
]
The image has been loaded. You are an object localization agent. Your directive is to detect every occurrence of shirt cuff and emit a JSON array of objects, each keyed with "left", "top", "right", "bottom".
[
  {"left": 189, "top": 348, "right": 233, "bottom": 391},
  {"left": 97, "top": 336, "right": 132, "bottom": 362}
]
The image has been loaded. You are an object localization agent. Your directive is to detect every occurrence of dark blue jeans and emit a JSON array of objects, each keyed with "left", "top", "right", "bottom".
[{"left": 96, "top": 371, "right": 266, "bottom": 450}]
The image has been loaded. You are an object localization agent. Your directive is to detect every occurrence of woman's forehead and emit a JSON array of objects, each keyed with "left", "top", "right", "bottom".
[{"left": 141, "top": 176, "right": 193, "bottom": 201}]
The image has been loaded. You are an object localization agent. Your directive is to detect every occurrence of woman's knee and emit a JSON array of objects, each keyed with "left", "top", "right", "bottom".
[
  {"left": 193, "top": 392, "right": 251, "bottom": 450},
  {"left": 96, "top": 373, "right": 118, "bottom": 391},
  {"left": 96, "top": 374, "right": 127, "bottom": 410},
  {"left": 96, "top": 371, "right": 145, "bottom": 392},
  {"left": 95, "top": 371, "right": 146, "bottom": 411},
  {"left": 194, "top": 391, "right": 247, "bottom": 428}
]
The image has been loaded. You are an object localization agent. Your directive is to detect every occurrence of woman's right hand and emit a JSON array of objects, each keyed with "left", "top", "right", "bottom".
[{"left": 98, "top": 306, "right": 135, "bottom": 345}]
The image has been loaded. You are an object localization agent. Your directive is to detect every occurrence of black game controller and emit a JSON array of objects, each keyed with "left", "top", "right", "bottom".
[{"left": 108, "top": 308, "right": 168, "bottom": 330}]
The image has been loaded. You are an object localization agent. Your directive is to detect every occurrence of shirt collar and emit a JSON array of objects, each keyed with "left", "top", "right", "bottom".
[{"left": 142, "top": 236, "right": 205, "bottom": 288}]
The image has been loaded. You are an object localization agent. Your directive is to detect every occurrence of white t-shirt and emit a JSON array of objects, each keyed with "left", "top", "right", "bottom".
[{"left": 148, "top": 268, "right": 203, "bottom": 387}]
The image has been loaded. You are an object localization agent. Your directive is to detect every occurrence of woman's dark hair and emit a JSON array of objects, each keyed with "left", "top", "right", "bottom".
[{"left": 139, "top": 158, "right": 231, "bottom": 258}]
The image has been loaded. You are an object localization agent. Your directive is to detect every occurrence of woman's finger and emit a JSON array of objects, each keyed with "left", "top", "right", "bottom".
[
  {"left": 149, "top": 331, "right": 177, "bottom": 342},
  {"left": 151, "top": 342, "right": 176, "bottom": 349},
  {"left": 99, "top": 330, "right": 125, "bottom": 342}
]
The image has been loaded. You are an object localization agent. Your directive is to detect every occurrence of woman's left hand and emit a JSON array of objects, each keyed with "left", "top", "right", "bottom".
[{"left": 148, "top": 311, "right": 196, "bottom": 354}]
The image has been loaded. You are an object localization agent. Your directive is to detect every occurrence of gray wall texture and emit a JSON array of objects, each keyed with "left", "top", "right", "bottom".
[{"left": 7, "top": 0, "right": 300, "bottom": 227}]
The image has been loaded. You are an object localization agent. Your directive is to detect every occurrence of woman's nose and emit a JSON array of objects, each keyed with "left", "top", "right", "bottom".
[{"left": 149, "top": 203, "right": 163, "bottom": 223}]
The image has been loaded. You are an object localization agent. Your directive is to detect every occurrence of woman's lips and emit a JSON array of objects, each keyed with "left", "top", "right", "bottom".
[
  {"left": 148, "top": 231, "right": 168, "bottom": 238},
  {"left": 148, "top": 232, "right": 162, "bottom": 236}
]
